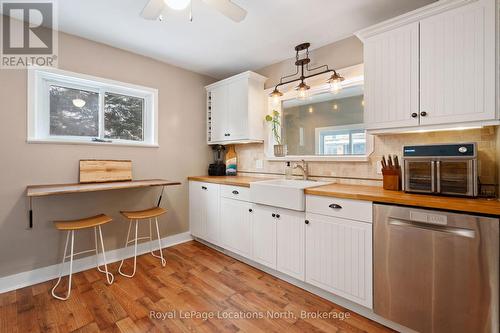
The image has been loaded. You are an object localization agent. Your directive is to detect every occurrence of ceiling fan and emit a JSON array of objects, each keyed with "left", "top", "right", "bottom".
[{"left": 141, "top": 0, "right": 247, "bottom": 22}]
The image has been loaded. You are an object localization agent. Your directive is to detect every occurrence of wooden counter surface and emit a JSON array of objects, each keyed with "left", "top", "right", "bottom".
[
  {"left": 188, "top": 176, "right": 272, "bottom": 188},
  {"left": 305, "top": 183, "right": 500, "bottom": 216},
  {"left": 27, "top": 179, "right": 181, "bottom": 197},
  {"left": 188, "top": 176, "right": 500, "bottom": 216}
]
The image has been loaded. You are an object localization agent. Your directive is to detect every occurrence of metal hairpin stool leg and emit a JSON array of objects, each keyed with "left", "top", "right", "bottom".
[
  {"left": 118, "top": 207, "right": 167, "bottom": 278},
  {"left": 51, "top": 214, "right": 114, "bottom": 301}
]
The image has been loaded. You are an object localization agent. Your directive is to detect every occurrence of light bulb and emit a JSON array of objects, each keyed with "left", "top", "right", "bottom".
[
  {"left": 330, "top": 81, "right": 342, "bottom": 94},
  {"left": 72, "top": 98, "right": 86, "bottom": 108},
  {"left": 295, "top": 82, "right": 310, "bottom": 101},
  {"left": 298, "top": 89, "right": 308, "bottom": 100},
  {"left": 164, "top": 0, "right": 190, "bottom": 10},
  {"left": 272, "top": 95, "right": 280, "bottom": 105}
]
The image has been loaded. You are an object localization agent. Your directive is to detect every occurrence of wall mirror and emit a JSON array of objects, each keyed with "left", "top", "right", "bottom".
[{"left": 265, "top": 64, "right": 373, "bottom": 161}]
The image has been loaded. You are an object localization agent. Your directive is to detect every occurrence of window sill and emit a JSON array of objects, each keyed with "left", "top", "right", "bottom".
[
  {"left": 265, "top": 154, "right": 371, "bottom": 162},
  {"left": 27, "top": 138, "right": 159, "bottom": 148}
]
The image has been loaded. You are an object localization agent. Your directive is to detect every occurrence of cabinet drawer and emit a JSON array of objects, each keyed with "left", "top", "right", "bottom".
[
  {"left": 306, "top": 195, "right": 372, "bottom": 223},
  {"left": 220, "top": 185, "right": 250, "bottom": 202}
]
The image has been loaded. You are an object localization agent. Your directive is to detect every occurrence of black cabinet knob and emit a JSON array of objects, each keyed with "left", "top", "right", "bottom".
[
  {"left": 411, "top": 112, "right": 418, "bottom": 118},
  {"left": 249, "top": 209, "right": 253, "bottom": 213},
  {"left": 305, "top": 220, "right": 310, "bottom": 225},
  {"left": 329, "top": 203, "right": 342, "bottom": 209},
  {"left": 276, "top": 214, "right": 280, "bottom": 219},
  {"left": 272, "top": 213, "right": 276, "bottom": 218},
  {"left": 420, "top": 111, "right": 427, "bottom": 117},
  {"left": 232, "top": 190, "right": 239, "bottom": 195}
]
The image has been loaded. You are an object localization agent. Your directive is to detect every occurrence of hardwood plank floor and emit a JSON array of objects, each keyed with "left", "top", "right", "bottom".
[{"left": 0, "top": 241, "right": 395, "bottom": 333}]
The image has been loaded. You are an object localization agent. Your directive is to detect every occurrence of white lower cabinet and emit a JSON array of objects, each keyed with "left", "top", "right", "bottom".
[
  {"left": 189, "top": 181, "right": 220, "bottom": 245},
  {"left": 251, "top": 204, "right": 277, "bottom": 269},
  {"left": 305, "top": 212, "right": 373, "bottom": 308},
  {"left": 219, "top": 197, "right": 253, "bottom": 258},
  {"left": 276, "top": 209, "right": 305, "bottom": 281}
]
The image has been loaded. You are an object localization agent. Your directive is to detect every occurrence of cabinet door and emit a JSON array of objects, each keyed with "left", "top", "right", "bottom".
[
  {"left": 276, "top": 209, "right": 305, "bottom": 281},
  {"left": 252, "top": 204, "right": 277, "bottom": 269},
  {"left": 209, "top": 85, "right": 227, "bottom": 142},
  {"left": 189, "top": 181, "right": 205, "bottom": 238},
  {"left": 306, "top": 213, "right": 373, "bottom": 308},
  {"left": 226, "top": 78, "right": 249, "bottom": 140},
  {"left": 219, "top": 198, "right": 253, "bottom": 258},
  {"left": 419, "top": 0, "right": 496, "bottom": 125},
  {"left": 364, "top": 22, "right": 420, "bottom": 129},
  {"left": 204, "top": 182, "right": 220, "bottom": 245}
]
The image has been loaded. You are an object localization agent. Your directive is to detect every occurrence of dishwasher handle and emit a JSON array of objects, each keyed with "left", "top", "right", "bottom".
[{"left": 388, "top": 218, "right": 475, "bottom": 238}]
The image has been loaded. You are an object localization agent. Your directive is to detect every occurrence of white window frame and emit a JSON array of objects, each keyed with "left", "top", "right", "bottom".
[{"left": 27, "top": 67, "right": 159, "bottom": 147}]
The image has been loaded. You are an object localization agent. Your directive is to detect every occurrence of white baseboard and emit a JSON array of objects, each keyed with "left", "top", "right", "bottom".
[{"left": 0, "top": 231, "right": 193, "bottom": 294}]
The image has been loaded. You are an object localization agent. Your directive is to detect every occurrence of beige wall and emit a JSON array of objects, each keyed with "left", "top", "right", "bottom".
[
  {"left": 238, "top": 36, "right": 498, "bottom": 191},
  {"left": 258, "top": 36, "right": 363, "bottom": 89},
  {"left": 0, "top": 31, "right": 213, "bottom": 277}
]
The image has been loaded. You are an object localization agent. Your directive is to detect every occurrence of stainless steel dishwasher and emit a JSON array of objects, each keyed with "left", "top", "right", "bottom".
[{"left": 374, "top": 204, "right": 499, "bottom": 333}]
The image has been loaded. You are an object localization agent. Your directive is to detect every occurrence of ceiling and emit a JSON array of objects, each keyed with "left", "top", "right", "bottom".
[{"left": 19, "top": 0, "right": 436, "bottom": 79}]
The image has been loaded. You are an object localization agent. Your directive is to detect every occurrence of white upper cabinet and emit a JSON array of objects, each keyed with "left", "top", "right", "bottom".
[
  {"left": 206, "top": 71, "right": 267, "bottom": 144},
  {"left": 419, "top": 0, "right": 496, "bottom": 125},
  {"left": 363, "top": 22, "right": 420, "bottom": 129},
  {"left": 357, "top": 0, "right": 498, "bottom": 132}
]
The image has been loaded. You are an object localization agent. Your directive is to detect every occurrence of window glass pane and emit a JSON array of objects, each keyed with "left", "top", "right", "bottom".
[
  {"left": 49, "top": 85, "right": 99, "bottom": 137},
  {"left": 320, "top": 129, "right": 366, "bottom": 156},
  {"left": 104, "top": 92, "right": 144, "bottom": 141}
]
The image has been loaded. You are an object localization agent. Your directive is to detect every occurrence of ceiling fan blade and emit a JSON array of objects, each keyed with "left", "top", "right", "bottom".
[
  {"left": 202, "top": 0, "right": 247, "bottom": 22},
  {"left": 141, "top": 0, "right": 165, "bottom": 20}
]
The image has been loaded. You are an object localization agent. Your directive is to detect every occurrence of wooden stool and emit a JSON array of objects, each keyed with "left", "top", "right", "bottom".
[
  {"left": 51, "top": 214, "right": 114, "bottom": 301},
  {"left": 118, "top": 207, "right": 167, "bottom": 278}
]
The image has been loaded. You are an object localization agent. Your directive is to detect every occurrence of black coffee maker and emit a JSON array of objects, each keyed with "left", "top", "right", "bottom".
[{"left": 208, "top": 145, "right": 226, "bottom": 176}]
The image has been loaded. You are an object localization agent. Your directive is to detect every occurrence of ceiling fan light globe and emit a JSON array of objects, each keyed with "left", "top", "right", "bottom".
[{"left": 164, "top": 0, "right": 190, "bottom": 11}]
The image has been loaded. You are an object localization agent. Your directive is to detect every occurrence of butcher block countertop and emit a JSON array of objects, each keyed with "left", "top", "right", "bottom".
[
  {"left": 188, "top": 176, "right": 272, "bottom": 188},
  {"left": 305, "top": 184, "right": 500, "bottom": 216},
  {"left": 188, "top": 176, "right": 500, "bottom": 216}
]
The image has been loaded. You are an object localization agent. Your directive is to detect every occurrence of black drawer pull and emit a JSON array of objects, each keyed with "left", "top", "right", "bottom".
[
  {"left": 329, "top": 204, "right": 342, "bottom": 209},
  {"left": 305, "top": 220, "right": 310, "bottom": 225},
  {"left": 201, "top": 186, "right": 207, "bottom": 190},
  {"left": 232, "top": 190, "right": 239, "bottom": 195}
]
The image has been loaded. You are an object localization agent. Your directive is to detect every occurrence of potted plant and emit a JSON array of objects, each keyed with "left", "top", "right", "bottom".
[{"left": 265, "top": 110, "right": 286, "bottom": 157}]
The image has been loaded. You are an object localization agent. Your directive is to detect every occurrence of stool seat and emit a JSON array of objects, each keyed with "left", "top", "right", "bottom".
[
  {"left": 120, "top": 207, "right": 166, "bottom": 220},
  {"left": 54, "top": 214, "right": 112, "bottom": 230}
]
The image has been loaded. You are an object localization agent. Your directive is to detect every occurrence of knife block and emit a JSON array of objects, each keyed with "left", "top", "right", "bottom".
[{"left": 382, "top": 169, "right": 401, "bottom": 191}]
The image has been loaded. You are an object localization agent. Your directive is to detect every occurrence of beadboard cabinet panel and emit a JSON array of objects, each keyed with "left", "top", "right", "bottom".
[
  {"left": 276, "top": 209, "right": 306, "bottom": 281},
  {"left": 419, "top": 0, "right": 496, "bottom": 125},
  {"left": 220, "top": 198, "right": 253, "bottom": 258},
  {"left": 363, "top": 22, "right": 420, "bottom": 130},
  {"left": 189, "top": 181, "right": 220, "bottom": 245},
  {"left": 305, "top": 213, "right": 373, "bottom": 308},
  {"left": 252, "top": 204, "right": 277, "bottom": 269}
]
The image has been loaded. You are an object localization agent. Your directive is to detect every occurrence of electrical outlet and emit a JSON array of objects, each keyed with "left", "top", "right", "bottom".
[
  {"left": 255, "top": 159, "right": 263, "bottom": 169},
  {"left": 376, "top": 161, "right": 383, "bottom": 175}
]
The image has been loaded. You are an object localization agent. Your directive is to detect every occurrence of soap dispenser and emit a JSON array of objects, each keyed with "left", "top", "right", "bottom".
[{"left": 285, "top": 161, "right": 293, "bottom": 180}]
